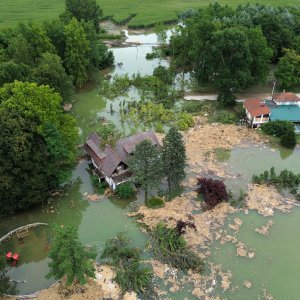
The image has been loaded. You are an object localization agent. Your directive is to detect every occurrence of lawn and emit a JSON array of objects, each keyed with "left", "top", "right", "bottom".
[{"left": 0, "top": 0, "right": 299, "bottom": 29}]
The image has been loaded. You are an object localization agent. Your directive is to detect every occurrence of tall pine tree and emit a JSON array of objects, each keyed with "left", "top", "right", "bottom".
[
  {"left": 47, "top": 225, "right": 95, "bottom": 285},
  {"left": 162, "top": 127, "right": 187, "bottom": 193},
  {"left": 128, "top": 140, "right": 162, "bottom": 201}
]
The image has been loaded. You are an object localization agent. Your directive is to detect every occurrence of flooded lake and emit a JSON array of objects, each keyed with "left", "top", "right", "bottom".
[{"left": 1, "top": 29, "right": 300, "bottom": 298}]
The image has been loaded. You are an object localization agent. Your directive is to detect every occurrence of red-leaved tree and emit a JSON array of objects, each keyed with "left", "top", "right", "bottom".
[{"left": 196, "top": 178, "right": 228, "bottom": 210}]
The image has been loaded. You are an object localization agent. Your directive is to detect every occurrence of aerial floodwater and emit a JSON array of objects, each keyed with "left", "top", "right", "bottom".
[{"left": 1, "top": 29, "right": 300, "bottom": 299}]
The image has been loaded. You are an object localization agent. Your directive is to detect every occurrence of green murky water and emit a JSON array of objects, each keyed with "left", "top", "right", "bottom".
[{"left": 1, "top": 30, "right": 300, "bottom": 298}]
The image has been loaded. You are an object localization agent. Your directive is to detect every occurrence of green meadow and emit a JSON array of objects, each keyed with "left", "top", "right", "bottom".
[{"left": 0, "top": 0, "right": 299, "bottom": 29}]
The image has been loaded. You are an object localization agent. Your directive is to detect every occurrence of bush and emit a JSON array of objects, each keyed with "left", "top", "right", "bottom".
[
  {"left": 211, "top": 110, "right": 238, "bottom": 124},
  {"left": 281, "top": 131, "right": 296, "bottom": 148},
  {"left": 181, "top": 100, "right": 204, "bottom": 114},
  {"left": 196, "top": 177, "right": 228, "bottom": 210},
  {"left": 115, "top": 182, "right": 136, "bottom": 199},
  {"left": 91, "top": 175, "right": 107, "bottom": 195},
  {"left": 261, "top": 121, "right": 296, "bottom": 149},
  {"left": 146, "top": 197, "right": 165, "bottom": 208}
]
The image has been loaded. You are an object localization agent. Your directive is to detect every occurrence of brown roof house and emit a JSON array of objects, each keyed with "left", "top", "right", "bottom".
[
  {"left": 83, "top": 131, "right": 160, "bottom": 190},
  {"left": 243, "top": 98, "right": 271, "bottom": 128}
]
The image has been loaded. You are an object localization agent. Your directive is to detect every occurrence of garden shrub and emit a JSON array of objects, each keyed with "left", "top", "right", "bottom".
[
  {"left": 196, "top": 177, "right": 228, "bottom": 210},
  {"left": 115, "top": 182, "right": 136, "bottom": 199},
  {"left": 146, "top": 197, "right": 165, "bottom": 208}
]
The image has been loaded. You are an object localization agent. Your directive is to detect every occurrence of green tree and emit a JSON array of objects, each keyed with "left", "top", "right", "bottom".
[
  {"left": 275, "top": 48, "right": 300, "bottom": 88},
  {"left": 0, "top": 61, "right": 31, "bottom": 86},
  {"left": 47, "top": 225, "right": 95, "bottom": 285},
  {"left": 153, "top": 65, "right": 173, "bottom": 85},
  {"left": 33, "top": 52, "right": 73, "bottom": 101},
  {"left": 65, "top": 0, "right": 103, "bottom": 32},
  {"left": 64, "top": 18, "right": 90, "bottom": 87},
  {"left": 0, "top": 81, "right": 77, "bottom": 214},
  {"left": 8, "top": 22, "right": 54, "bottom": 65},
  {"left": 162, "top": 127, "right": 186, "bottom": 193},
  {"left": 128, "top": 140, "right": 163, "bottom": 201}
]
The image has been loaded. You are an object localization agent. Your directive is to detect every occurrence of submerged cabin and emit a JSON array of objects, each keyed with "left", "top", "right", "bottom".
[
  {"left": 243, "top": 98, "right": 271, "bottom": 128},
  {"left": 84, "top": 131, "right": 160, "bottom": 190}
]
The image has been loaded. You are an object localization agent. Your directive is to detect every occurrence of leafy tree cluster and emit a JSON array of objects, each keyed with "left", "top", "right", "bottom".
[
  {"left": 260, "top": 121, "right": 296, "bottom": 149},
  {"left": 150, "top": 223, "right": 204, "bottom": 273},
  {"left": 196, "top": 178, "right": 228, "bottom": 210},
  {"left": 0, "top": 81, "right": 78, "bottom": 214},
  {"left": 0, "top": 0, "right": 113, "bottom": 100},
  {"left": 170, "top": 3, "right": 299, "bottom": 106},
  {"left": 47, "top": 225, "right": 95, "bottom": 285},
  {"left": 128, "top": 127, "right": 187, "bottom": 201},
  {"left": 101, "top": 233, "right": 155, "bottom": 297}
]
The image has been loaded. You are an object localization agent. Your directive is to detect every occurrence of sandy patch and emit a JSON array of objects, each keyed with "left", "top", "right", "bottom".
[
  {"left": 128, "top": 191, "right": 237, "bottom": 252},
  {"left": 255, "top": 220, "right": 274, "bottom": 236},
  {"left": 83, "top": 192, "right": 102, "bottom": 201},
  {"left": 246, "top": 184, "right": 299, "bottom": 216},
  {"left": 184, "top": 123, "right": 265, "bottom": 177}
]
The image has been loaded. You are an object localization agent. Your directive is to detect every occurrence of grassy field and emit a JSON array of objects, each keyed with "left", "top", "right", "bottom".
[{"left": 0, "top": 0, "right": 299, "bottom": 29}]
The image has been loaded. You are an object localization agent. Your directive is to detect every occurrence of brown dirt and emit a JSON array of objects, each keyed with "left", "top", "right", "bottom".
[
  {"left": 246, "top": 184, "right": 299, "bottom": 216},
  {"left": 255, "top": 220, "right": 274, "bottom": 236},
  {"left": 128, "top": 191, "right": 237, "bottom": 252},
  {"left": 184, "top": 122, "right": 266, "bottom": 177}
]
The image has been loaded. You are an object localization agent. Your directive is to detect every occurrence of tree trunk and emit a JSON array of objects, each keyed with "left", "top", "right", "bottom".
[
  {"left": 145, "top": 186, "right": 148, "bottom": 202},
  {"left": 168, "top": 177, "right": 171, "bottom": 194}
]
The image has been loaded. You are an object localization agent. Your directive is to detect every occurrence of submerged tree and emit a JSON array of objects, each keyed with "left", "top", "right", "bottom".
[
  {"left": 128, "top": 140, "right": 163, "bottom": 201},
  {"left": 162, "top": 127, "right": 187, "bottom": 193},
  {"left": 47, "top": 225, "right": 95, "bottom": 285},
  {"left": 150, "top": 223, "right": 204, "bottom": 273},
  {"left": 101, "top": 233, "right": 154, "bottom": 296}
]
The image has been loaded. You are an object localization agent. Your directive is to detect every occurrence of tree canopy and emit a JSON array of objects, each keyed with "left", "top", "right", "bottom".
[
  {"left": 0, "top": 81, "right": 77, "bottom": 214},
  {"left": 170, "top": 3, "right": 299, "bottom": 106},
  {"left": 128, "top": 140, "right": 163, "bottom": 201}
]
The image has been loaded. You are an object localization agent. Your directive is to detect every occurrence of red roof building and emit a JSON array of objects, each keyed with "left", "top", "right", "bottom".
[{"left": 243, "top": 98, "right": 270, "bottom": 128}]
